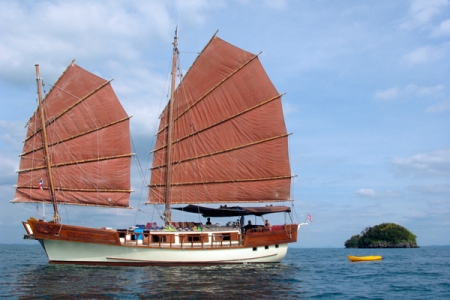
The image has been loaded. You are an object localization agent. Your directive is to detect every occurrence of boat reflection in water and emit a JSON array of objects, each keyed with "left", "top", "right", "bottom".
[{"left": 13, "top": 251, "right": 303, "bottom": 298}]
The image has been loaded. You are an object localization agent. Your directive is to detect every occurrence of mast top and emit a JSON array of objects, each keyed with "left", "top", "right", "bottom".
[{"left": 173, "top": 27, "right": 179, "bottom": 52}]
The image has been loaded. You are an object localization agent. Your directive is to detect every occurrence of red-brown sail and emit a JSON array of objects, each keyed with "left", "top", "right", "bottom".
[
  {"left": 14, "top": 63, "right": 133, "bottom": 208},
  {"left": 148, "top": 36, "right": 291, "bottom": 205}
]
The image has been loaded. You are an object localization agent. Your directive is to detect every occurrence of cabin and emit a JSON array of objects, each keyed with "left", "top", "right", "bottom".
[{"left": 112, "top": 221, "right": 297, "bottom": 249}]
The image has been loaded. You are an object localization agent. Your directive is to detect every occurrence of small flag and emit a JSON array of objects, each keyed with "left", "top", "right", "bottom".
[
  {"left": 39, "top": 178, "right": 43, "bottom": 190},
  {"left": 307, "top": 213, "right": 312, "bottom": 222}
]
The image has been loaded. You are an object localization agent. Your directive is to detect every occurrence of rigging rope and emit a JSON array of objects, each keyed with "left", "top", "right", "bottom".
[
  {"left": 137, "top": 47, "right": 176, "bottom": 225},
  {"left": 131, "top": 135, "right": 163, "bottom": 224}
]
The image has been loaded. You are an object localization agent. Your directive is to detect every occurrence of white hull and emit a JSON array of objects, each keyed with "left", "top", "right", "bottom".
[{"left": 40, "top": 239, "right": 289, "bottom": 265}]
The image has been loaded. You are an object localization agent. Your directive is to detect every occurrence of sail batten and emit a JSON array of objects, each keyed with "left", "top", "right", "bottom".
[
  {"left": 150, "top": 175, "right": 292, "bottom": 187},
  {"left": 173, "top": 52, "right": 262, "bottom": 122},
  {"left": 150, "top": 177, "right": 291, "bottom": 204},
  {"left": 154, "top": 53, "right": 262, "bottom": 137},
  {"left": 15, "top": 63, "right": 132, "bottom": 208},
  {"left": 24, "top": 79, "right": 113, "bottom": 143},
  {"left": 20, "top": 116, "right": 131, "bottom": 157},
  {"left": 16, "top": 186, "right": 134, "bottom": 193},
  {"left": 148, "top": 36, "right": 291, "bottom": 205},
  {"left": 150, "top": 134, "right": 289, "bottom": 170},
  {"left": 18, "top": 153, "right": 134, "bottom": 173},
  {"left": 152, "top": 93, "right": 286, "bottom": 155},
  {"left": 23, "top": 60, "right": 76, "bottom": 130},
  {"left": 11, "top": 199, "right": 132, "bottom": 209}
]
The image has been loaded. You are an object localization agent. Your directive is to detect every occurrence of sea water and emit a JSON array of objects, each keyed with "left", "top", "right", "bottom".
[{"left": 0, "top": 244, "right": 449, "bottom": 299}]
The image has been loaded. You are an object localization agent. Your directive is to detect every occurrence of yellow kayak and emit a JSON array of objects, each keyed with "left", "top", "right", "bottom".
[{"left": 348, "top": 255, "right": 382, "bottom": 262}]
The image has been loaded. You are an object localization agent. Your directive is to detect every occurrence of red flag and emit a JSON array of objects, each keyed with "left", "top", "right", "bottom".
[{"left": 307, "top": 214, "right": 312, "bottom": 222}]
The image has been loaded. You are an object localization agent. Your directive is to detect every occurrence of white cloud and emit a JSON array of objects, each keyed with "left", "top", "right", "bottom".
[
  {"left": 374, "top": 84, "right": 445, "bottom": 100},
  {"left": 0, "top": 155, "right": 18, "bottom": 185},
  {"left": 401, "top": 45, "right": 445, "bottom": 65},
  {"left": 374, "top": 88, "right": 400, "bottom": 100},
  {"left": 400, "top": 0, "right": 450, "bottom": 30},
  {"left": 263, "top": 0, "right": 288, "bottom": 10},
  {"left": 0, "top": 119, "right": 23, "bottom": 141},
  {"left": 391, "top": 148, "right": 450, "bottom": 177},
  {"left": 354, "top": 189, "right": 402, "bottom": 199},
  {"left": 282, "top": 101, "right": 298, "bottom": 115},
  {"left": 405, "top": 84, "right": 445, "bottom": 96},
  {"left": 410, "top": 184, "right": 450, "bottom": 194},
  {"left": 398, "top": 0, "right": 450, "bottom": 67},
  {"left": 432, "top": 18, "right": 450, "bottom": 36},
  {"left": 426, "top": 100, "right": 450, "bottom": 113},
  {"left": 175, "top": 0, "right": 225, "bottom": 26},
  {"left": 0, "top": 1, "right": 225, "bottom": 87}
]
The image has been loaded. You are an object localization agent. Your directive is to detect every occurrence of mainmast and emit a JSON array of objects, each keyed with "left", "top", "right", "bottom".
[
  {"left": 35, "top": 64, "right": 60, "bottom": 223},
  {"left": 163, "top": 28, "right": 179, "bottom": 225}
]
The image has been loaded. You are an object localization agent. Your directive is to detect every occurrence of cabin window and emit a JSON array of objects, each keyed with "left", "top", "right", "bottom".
[
  {"left": 152, "top": 235, "right": 166, "bottom": 243},
  {"left": 222, "top": 234, "right": 231, "bottom": 241},
  {"left": 253, "top": 247, "right": 257, "bottom": 251},
  {"left": 265, "top": 246, "right": 269, "bottom": 250},
  {"left": 275, "top": 244, "right": 279, "bottom": 248},
  {"left": 187, "top": 235, "right": 201, "bottom": 243}
]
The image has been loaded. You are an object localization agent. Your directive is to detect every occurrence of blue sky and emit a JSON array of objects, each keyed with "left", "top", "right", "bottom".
[{"left": 0, "top": 0, "right": 449, "bottom": 247}]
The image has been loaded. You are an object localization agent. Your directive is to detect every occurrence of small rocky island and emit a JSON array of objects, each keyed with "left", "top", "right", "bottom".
[{"left": 345, "top": 223, "right": 419, "bottom": 248}]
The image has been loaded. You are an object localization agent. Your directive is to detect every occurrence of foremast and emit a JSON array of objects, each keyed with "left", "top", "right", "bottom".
[
  {"left": 35, "top": 64, "right": 60, "bottom": 223},
  {"left": 163, "top": 28, "right": 179, "bottom": 225}
]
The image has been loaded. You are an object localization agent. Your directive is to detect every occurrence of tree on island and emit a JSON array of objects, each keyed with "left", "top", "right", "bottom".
[{"left": 345, "top": 223, "right": 419, "bottom": 248}]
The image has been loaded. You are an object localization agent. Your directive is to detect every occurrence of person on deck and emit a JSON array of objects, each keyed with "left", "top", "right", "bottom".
[
  {"left": 244, "top": 220, "right": 252, "bottom": 233},
  {"left": 206, "top": 217, "right": 212, "bottom": 225},
  {"left": 264, "top": 219, "right": 271, "bottom": 231}
]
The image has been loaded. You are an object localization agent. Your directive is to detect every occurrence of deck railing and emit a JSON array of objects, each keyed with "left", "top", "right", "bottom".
[{"left": 118, "top": 225, "right": 294, "bottom": 248}]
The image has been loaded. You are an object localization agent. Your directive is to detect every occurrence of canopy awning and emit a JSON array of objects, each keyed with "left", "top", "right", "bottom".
[{"left": 173, "top": 204, "right": 291, "bottom": 217}]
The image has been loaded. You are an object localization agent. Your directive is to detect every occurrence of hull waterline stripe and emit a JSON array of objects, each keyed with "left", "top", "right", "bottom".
[{"left": 104, "top": 253, "right": 277, "bottom": 263}]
